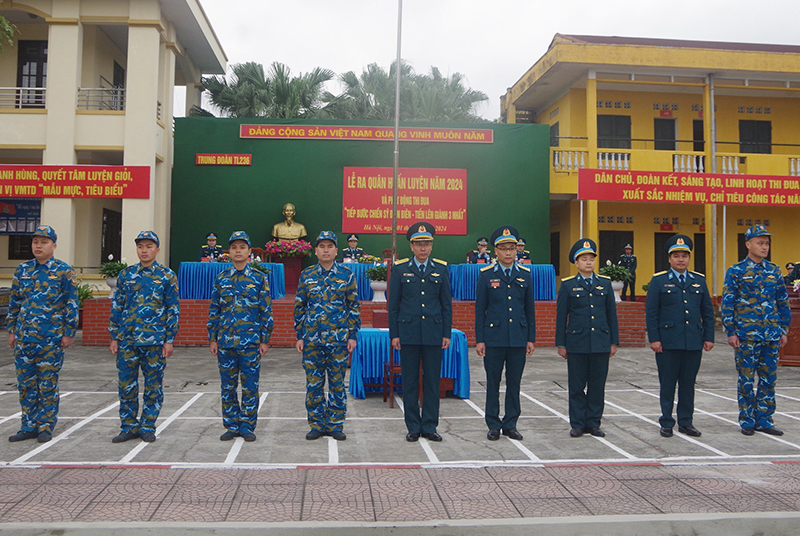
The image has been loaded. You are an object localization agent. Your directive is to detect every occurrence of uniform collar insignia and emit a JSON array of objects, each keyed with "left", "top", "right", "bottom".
[{"left": 692, "top": 283, "right": 700, "bottom": 287}]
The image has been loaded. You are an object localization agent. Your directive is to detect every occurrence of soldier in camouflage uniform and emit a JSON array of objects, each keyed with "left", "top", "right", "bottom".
[
  {"left": 208, "top": 231, "right": 273, "bottom": 442},
  {"left": 108, "top": 231, "right": 180, "bottom": 443},
  {"left": 295, "top": 231, "right": 360, "bottom": 441},
  {"left": 722, "top": 224, "right": 791, "bottom": 436},
  {"left": 7, "top": 225, "right": 78, "bottom": 444}
]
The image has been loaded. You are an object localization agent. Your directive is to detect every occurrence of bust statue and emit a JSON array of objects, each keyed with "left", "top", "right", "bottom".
[{"left": 272, "top": 202, "right": 308, "bottom": 240}]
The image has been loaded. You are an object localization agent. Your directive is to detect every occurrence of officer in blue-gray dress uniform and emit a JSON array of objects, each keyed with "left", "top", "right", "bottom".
[
  {"left": 468, "top": 237, "right": 492, "bottom": 264},
  {"left": 646, "top": 234, "right": 714, "bottom": 438},
  {"left": 618, "top": 244, "right": 637, "bottom": 301},
  {"left": 388, "top": 222, "right": 452, "bottom": 442},
  {"left": 515, "top": 238, "right": 531, "bottom": 263},
  {"left": 475, "top": 225, "right": 535, "bottom": 441},
  {"left": 200, "top": 232, "right": 224, "bottom": 260},
  {"left": 556, "top": 238, "right": 618, "bottom": 438},
  {"left": 341, "top": 234, "right": 365, "bottom": 262}
]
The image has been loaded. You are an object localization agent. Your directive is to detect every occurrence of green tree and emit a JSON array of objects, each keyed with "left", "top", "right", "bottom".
[
  {"left": 0, "top": 15, "right": 18, "bottom": 52},
  {"left": 202, "top": 61, "right": 334, "bottom": 118}
]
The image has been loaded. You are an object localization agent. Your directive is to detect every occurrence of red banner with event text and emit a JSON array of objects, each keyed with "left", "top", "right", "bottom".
[
  {"left": 241, "top": 124, "right": 493, "bottom": 143},
  {"left": 578, "top": 168, "right": 800, "bottom": 206},
  {"left": 0, "top": 165, "right": 150, "bottom": 198},
  {"left": 342, "top": 167, "right": 467, "bottom": 234}
]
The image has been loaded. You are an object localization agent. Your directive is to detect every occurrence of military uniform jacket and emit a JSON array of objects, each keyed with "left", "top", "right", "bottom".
[
  {"left": 199, "top": 245, "right": 224, "bottom": 260},
  {"left": 618, "top": 254, "right": 637, "bottom": 275},
  {"left": 388, "top": 258, "right": 452, "bottom": 345},
  {"left": 207, "top": 265, "right": 273, "bottom": 348},
  {"left": 516, "top": 251, "right": 531, "bottom": 262},
  {"left": 475, "top": 263, "right": 536, "bottom": 347},
  {"left": 341, "top": 248, "right": 365, "bottom": 261},
  {"left": 468, "top": 250, "right": 492, "bottom": 264},
  {"left": 294, "top": 262, "right": 361, "bottom": 346},
  {"left": 7, "top": 257, "right": 79, "bottom": 343},
  {"left": 721, "top": 258, "right": 791, "bottom": 342},
  {"left": 109, "top": 262, "right": 180, "bottom": 346},
  {"left": 646, "top": 270, "right": 715, "bottom": 350},
  {"left": 555, "top": 274, "right": 618, "bottom": 353}
]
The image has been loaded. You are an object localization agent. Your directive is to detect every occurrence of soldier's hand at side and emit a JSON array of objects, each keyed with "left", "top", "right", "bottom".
[
  {"left": 8, "top": 333, "right": 14, "bottom": 348},
  {"left": 727, "top": 335, "right": 740, "bottom": 349},
  {"left": 295, "top": 339, "right": 304, "bottom": 353},
  {"left": 442, "top": 338, "right": 450, "bottom": 350},
  {"left": 780, "top": 334, "right": 789, "bottom": 348},
  {"left": 476, "top": 342, "right": 486, "bottom": 357},
  {"left": 391, "top": 337, "right": 401, "bottom": 350},
  {"left": 650, "top": 341, "right": 662, "bottom": 353},
  {"left": 526, "top": 342, "right": 535, "bottom": 356},
  {"left": 109, "top": 340, "right": 118, "bottom": 355},
  {"left": 62, "top": 336, "right": 74, "bottom": 349},
  {"left": 209, "top": 341, "right": 218, "bottom": 356},
  {"left": 347, "top": 339, "right": 357, "bottom": 354},
  {"left": 557, "top": 346, "right": 567, "bottom": 359},
  {"left": 610, "top": 344, "right": 618, "bottom": 357},
  {"left": 259, "top": 343, "right": 269, "bottom": 357},
  {"left": 162, "top": 343, "right": 174, "bottom": 358},
  {"left": 703, "top": 341, "right": 715, "bottom": 352}
]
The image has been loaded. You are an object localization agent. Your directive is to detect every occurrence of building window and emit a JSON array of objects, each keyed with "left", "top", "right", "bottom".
[
  {"left": 598, "top": 216, "right": 605, "bottom": 223},
  {"left": 654, "top": 217, "right": 660, "bottom": 224},
  {"left": 672, "top": 217, "right": 679, "bottom": 224},
  {"left": 550, "top": 122, "right": 559, "bottom": 147},
  {"left": 8, "top": 235, "right": 33, "bottom": 260},
  {"left": 624, "top": 102, "right": 631, "bottom": 109},
  {"left": 737, "top": 219, "right": 744, "bottom": 226},
  {"left": 739, "top": 120, "right": 772, "bottom": 154},
  {"left": 693, "top": 218, "right": 699, "bottom": 225},
  {"left": 597, "top": 115, "right": 631, "bottom": 149},
  {"left": 764, "top": 219, "right": 770, "bottom": 226},
  {"left": 654, "top": 118, "right": 676, "bottom": 151},
  {"left": 626, "top": 216, "right": 633, "bottom": 223}
]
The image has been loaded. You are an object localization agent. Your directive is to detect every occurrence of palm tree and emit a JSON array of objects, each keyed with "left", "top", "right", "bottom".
[{"left": 202, "top": 61, "right": 334, "bottom": 118}]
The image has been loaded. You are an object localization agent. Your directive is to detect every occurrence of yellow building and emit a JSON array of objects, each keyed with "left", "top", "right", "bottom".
[
  {"left": 0, "top": 0, "right": 225, "bottom": 281},
  {"left": 502, "top": 34, "right": 800, "bottom": 295}
]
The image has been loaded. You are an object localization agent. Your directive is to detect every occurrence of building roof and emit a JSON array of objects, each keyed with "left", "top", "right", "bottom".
[
  {"left": 160, "top": 0, "right": 226, "bottom": 74},
  {"left": 551, "top": 34, "right": 800, "bottom": 55}
]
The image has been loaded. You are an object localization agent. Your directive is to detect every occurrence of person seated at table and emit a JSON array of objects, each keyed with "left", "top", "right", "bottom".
[
  {"left": 341, "top": 234, "right": 365, "bottom": 262},
  {"left": 785, "top": 262, "right": 796, "bottom": 285},
  {"left": 468, "top": 237, "right": 492, "bottom": 264},
  {"left": 516, "top": 238, "right": 531, "bottom": 263},
  {"left": 200, "top": 232, "right": 224, "bottom": 260}
]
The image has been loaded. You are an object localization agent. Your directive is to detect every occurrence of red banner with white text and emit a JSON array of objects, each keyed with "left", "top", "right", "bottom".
[{"left": 0, "top": 165, "right": 150, "bottom": 198}]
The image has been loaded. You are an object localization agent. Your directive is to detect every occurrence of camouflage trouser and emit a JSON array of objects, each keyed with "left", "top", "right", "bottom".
[
  {"left": 15, "top": 341, "right": 64, "bottom": 434},
  {"left": 735, "top": 340, "right": 780, "bottom": 429},
  {"left": 302, "top": 344, "right": 348, "bottom": 432},
  {"left": 217, "top": 346, "right": 261, "bottom": 434},
  {"left": 117, "top": 343, "right": 166, "bottom": 434}
]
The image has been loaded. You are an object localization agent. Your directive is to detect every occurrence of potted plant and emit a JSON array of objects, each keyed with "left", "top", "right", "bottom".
[
  {"left": 359, "top": 254, "right": 381, "bottom": 264},
  {"left": 598, "top": 260, "right": 631, "bottom": 303},
  {"left": 248, "top": 260, "right": 271, "bottom": 275},
  {"left": 76, "top": 280, "right": 96, "bottom": 329},
  {"left": 365, "top": 264, "right": 388, "bottom": 302},
  {"left": 99, "top": 254, "right": 127, "bottom": 300}
]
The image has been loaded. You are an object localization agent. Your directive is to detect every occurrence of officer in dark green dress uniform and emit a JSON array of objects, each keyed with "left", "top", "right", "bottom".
[
  {"left": 388, "top": 222, "right": 452, "bottom": 442},
  {"left": 468, "top": 237, "right": 492, "bottom": 264},
  {"left": 475, "top": 225, "right": 535, "bottom": 441},
  {"left": 341, "top": 234, "right": 365, "bottom": 262},
  {"left": 618, "top": 244, "right": 637, "bottom": 301},
  {"left": 646, "top": 235, "right": 714, "bottom": 438},
  {"left": 556, "top": 239, "right": 618, "bottom": 438},
  {"left": 200, "top": 232, "right": 224, "bottom": 260},
  {"left": 515, "top": 238, "right": 531, "bottom": 263}
]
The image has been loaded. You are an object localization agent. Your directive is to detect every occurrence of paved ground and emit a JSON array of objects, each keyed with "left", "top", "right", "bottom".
[{"left": 2, "top": 328, "right": 800, "bottom": 533}]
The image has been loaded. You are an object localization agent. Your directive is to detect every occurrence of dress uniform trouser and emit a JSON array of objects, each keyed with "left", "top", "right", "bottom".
[
  {"left": 302, "top": 344, "right": 348, "bottom": 432},
  {"left": 217, "top": 346, "right": 261, "bottom": 434},
  {"left": 656, "top": 349, "right": 702, "bottom": 428},
  {"left": 15, "top": 341, "right": 64, "bottom": 434},
  {"left": 621, "top": 277, "right": 635, "bottom": 301},
  {"left": 116, "top": 343, "right": 166, "bottom": 434},
  {"left": 567, "top": 352, "right": 610, "bottom": 429},
  {"left": 400, "top": 344, "right": 442, "bottom": 434},
  {"left": 483, "top": 347, "right": 526, "bottom": 431},
  {"left": 735, "top": 340, "right": 780, "bottom": 429}
]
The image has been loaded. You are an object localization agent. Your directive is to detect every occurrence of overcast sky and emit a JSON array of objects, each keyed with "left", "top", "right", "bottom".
[{"left": 187, "top": 0, "right": 800, "bottom": 120}]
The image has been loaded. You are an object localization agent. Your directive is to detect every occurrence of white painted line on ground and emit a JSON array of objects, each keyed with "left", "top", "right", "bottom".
[
  {"left": 222, "top": 392, "right": 269, "bottom": 466},
  {"left": 463, "top": 399, "right": 485, "bottom": 416},
  {"left": 608, "top": 395, "right": 729, "bottom": 457},
  {"left": 327, "top": 436, "right": 339, "bottom": 464},
  {"left": 418, "top": 437, "right": 440, "bottom": 464},
  {"left": 119, "top": 392, "right": 203, "bottom": 463},
  {"left": 462, "top": 398, "right": 540, "bottom": 462},
  {"left": 0, "top": 410, "right": 22, "bottom": 426},
  {"left": 520, "top": 391, "right": 636, "bottom": 460},
  {"left": 11, "top": 397, "right": 118, "bottom": 464},
  {"left": 257, "top": 392, "right": 269, "bottom": 410}
]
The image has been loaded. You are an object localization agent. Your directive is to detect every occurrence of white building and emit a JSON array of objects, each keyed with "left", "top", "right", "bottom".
[{"left": 0, "top": 0, "right": 225, "bottom": 275}]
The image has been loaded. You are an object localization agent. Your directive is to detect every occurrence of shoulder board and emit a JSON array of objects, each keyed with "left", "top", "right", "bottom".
[
  {"left": 471, "top": 249, "right": 479, "bottom": 253},
  {"left": 518, "top": 265, "right": 530, "bottom": 272},
  {"left": 596, "top": 274, "right": 610, "bottom": 279},
  {"left": 561, "top": 275, "right": 576, "bottom": 281},
  {"left": 433, "top": 258, "right": 448, "bottom": 266},
  {"left": 524, "top": 250, "right": 530, "bottom": 254},
  {"left": 653, "top": 270, "right": 667, "bottom": 276},
  {"left": 480, "top": 265, "right": 494, "bottom": 272},
  {"left": 395, "top": 258, "right": 409, "bottom": 264},
  {"left": 689, "top": 270, "right": 705, "bottom": 277}
]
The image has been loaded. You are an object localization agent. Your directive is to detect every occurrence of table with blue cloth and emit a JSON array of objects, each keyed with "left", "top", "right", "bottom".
[
  {"left": 448, "top": 263, "right": 557, "bottom": 301},
  {"left": 342, "top": 262, "right": 377, "bottom": 301},
  {"left": 349, "top": 328, "right": 469, "bottom": 400},
  {"left": 178, "top": 262, "right": 286, "bottom": 300}
]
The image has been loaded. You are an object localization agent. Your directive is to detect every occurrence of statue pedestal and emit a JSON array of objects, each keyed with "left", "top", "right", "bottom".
[
  {"left": 779, "top": 289, "right": 800, "bottom": 366},
  {"left": 275, "top": 256, "right": 303, "bottom": 294}
]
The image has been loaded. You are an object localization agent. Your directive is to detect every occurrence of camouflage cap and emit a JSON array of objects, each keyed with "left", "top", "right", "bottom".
[
  {"left": 228, "top": 230, "right": 251, "bottom": 246},
  {"left": 33, "top": 225, "right": 57, "bottom": 243},
  {"left": 135, "top": 230, "right": 160, "bottom": 247},
  {"left": 316, "top": 230, "right": 337, "bottom": 246},
  {"left": 745, "top": 224, "right": 772, "bottom": 241}
]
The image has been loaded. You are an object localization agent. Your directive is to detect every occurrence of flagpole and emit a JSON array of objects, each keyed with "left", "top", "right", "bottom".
[{"left": 391, "top": 0, "right": 403, "bottom": 260}]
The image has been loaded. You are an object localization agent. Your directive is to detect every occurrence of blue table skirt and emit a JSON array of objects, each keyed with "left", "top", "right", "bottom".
[
  {"left": 343, "top": 262, "right": 377, "bottom": 301},
  {"left": 448, "top": 263, "right": 556, "bottom": 301},
  {"left": 178, "top": 262, "right": 286, "bottom": 300},
  {"left": 349, "top": 328, "right": 469, "bottom": 400}
]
